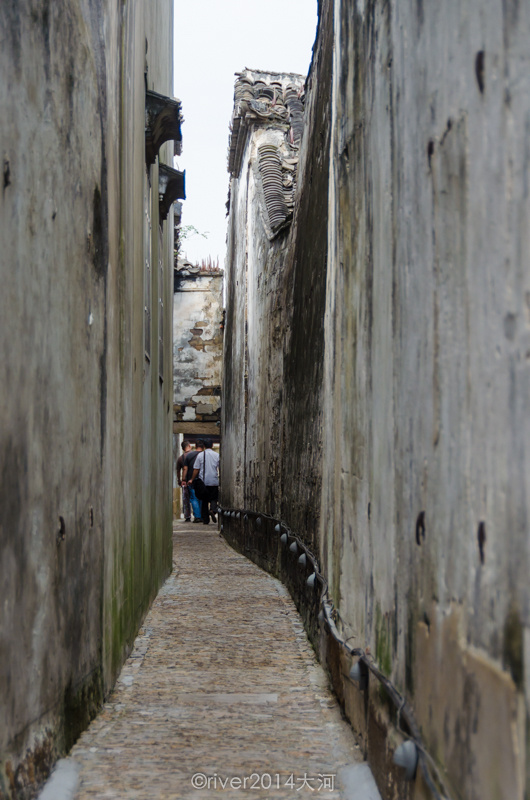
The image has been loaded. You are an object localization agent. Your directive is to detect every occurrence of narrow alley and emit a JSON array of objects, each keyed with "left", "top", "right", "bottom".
[
  {"left": 3, "top": 2, "right": 530, "bottom": 799},
  {"left": 41, "top": 523, "right": 377, "bottom": 800}
]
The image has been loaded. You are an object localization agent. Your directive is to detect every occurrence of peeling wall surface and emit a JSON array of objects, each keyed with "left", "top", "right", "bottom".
[
  {"left": 173, "top": 269, "right": 223, "bottom": 430},
  {"left": 222, "top": 2, "right": 530, "bottom": 798},
  {"left": 0, "top": 2, "right": 174, "bottom": 796}
]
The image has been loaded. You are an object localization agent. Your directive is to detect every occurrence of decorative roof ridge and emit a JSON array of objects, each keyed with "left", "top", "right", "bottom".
[
  {"left": 227, "top": 69, "right": 306, "bottom": 178},
  {"left": 236, "top": 67, "right": 306, "bottom": 81}
]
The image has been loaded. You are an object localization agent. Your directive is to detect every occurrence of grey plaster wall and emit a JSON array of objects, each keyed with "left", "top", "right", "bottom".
[
  {"left": 279, "top": 0, "right": 333, "bottom": 545},
  {"left": 0, "top": 2, "right": 174, "bottom": 797},
  {"left": 321, "top": 2, "right": 530, "bottom": 797},
  {"left": 222, "top": 1, "right": 530, "bottom": 798}
]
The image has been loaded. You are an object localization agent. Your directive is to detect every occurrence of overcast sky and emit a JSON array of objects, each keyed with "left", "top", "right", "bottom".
[{"left": 173, "top": 0, "right": 318, "bottom": 267}]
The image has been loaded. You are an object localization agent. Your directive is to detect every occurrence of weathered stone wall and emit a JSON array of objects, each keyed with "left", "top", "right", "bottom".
[
  {"left": 222, "top": 2, "right": 530, "bottom": 798},
  {"left": 0, "top": 2, "right": 174, "bottom": 796}
]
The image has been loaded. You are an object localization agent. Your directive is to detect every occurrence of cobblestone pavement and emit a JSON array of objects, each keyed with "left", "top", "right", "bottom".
[{"left": 64, "top": 522, "right": 370, "bottom": 799}]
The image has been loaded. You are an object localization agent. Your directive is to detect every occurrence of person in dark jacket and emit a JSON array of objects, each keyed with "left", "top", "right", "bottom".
[
  {"left": 182, "top": 440, "right": 205, "bottom": 522},
  {"left": 176, "top": 440, "right": 192, "bottom": 521}
]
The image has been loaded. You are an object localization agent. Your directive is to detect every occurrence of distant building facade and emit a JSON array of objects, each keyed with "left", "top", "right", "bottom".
[
  {"left": 173, "top": 262, "right": 223, "bottom": 422},
  {"left": 172, "top": 259, "right": 223, "bottom": 515}
]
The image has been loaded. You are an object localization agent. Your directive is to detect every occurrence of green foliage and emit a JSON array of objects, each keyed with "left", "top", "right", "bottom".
[
  {"left": 179, "top": 224, "right": 209, "bottom": 241},
  {"left": 174, "top": 224, "right": 210, "bottom": 261}
]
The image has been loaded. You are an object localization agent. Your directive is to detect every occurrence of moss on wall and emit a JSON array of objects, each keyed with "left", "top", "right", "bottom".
[{"left": 503, "top": 606, "right": 524, "bottom": 691}]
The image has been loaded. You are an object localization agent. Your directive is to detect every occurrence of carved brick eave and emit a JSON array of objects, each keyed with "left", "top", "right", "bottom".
[
  {"left": 159, "top": 165, "right": 185, "bottom": 222},
  {"left": 145, "top": 90, "right": 183, "bottom": 166}
]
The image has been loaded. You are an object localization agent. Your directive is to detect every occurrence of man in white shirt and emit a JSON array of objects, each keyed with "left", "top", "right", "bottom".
[{"left": 191, "top": 438, "right": 220, "bottom": 525}]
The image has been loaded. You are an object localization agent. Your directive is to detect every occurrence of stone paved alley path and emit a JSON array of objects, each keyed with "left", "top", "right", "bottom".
[{"left": 45, "top": 522, "right": 379, "bottom": 800}]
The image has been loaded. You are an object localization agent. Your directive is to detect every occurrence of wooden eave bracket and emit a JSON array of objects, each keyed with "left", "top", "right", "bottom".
[
  {"left": 159, "top": 165, "right": 186, "bottom": 222},
  {"left": 145, "top": 90, "right": 183, "bottom": 166}
]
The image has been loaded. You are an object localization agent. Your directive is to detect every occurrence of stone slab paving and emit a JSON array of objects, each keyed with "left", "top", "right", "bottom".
[{"left": 55, "top": 522, "right": 374, "bottom": 800}]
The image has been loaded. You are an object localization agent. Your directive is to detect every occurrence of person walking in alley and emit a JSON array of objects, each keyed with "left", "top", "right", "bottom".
[
  {"left": 176, "top": 440, "right": 192, "bottom": 521},
  {"left": 190, "top": 438, "right": 219, "bottom": 525},
  {"left": 183, "top": 440, "right": 204, "bottom": 522}
]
